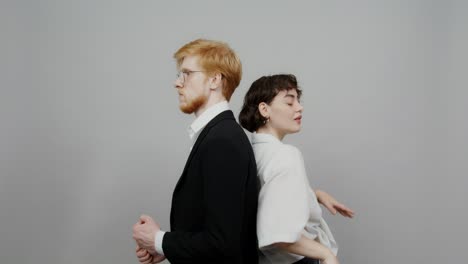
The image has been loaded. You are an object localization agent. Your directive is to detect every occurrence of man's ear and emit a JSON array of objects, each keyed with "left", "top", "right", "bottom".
[
  {"left": 258, "top": 102, "right": 269, "bottom": 118},
  {"left": 209, "top": 72, "right": 223, "bottom": 90}
]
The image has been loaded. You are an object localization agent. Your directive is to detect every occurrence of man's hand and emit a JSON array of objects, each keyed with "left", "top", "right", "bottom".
[
  {"left": 315, "top": 190, "right": 355, "bottom": 218},
  {"left": 136, "top": 245, "right": 166, "bottom": 264},
  {"left": 133, "top": 214, "right": 160, "bottom": 255}
]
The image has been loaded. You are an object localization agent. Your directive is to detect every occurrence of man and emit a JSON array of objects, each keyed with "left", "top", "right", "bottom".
[{"left": 132, "top": 39, "right": 259, "bottom": 264}]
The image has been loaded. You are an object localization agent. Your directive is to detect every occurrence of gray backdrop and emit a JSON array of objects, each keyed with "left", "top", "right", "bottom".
[{"left": 1, "top": 0, "right": 467, "bottom": 263}]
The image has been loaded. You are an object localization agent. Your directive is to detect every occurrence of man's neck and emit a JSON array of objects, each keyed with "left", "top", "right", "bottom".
[{"left": 194, "top": 97, "right": 227, "bottom": 117}]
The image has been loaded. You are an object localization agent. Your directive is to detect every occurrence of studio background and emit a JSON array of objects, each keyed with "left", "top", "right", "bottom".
[{"left": 1, "top": 1, "right": 467, "bottom": 263}]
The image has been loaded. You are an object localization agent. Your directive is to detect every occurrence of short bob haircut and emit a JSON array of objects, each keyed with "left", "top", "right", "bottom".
[
  {"left": 239, "top": 74, "right": 302, "bottom": 133},
  {"left": 174, "top": 39, "right": 242, "bottom": 101}
]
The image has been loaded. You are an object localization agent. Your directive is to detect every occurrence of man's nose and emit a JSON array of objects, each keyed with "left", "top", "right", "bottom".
[{"left": 174, "top": 78, "right": 183, "bottom": 89}]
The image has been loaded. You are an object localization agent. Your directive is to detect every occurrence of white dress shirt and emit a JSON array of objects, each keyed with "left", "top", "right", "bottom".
[
  {"left": 154, "top": 101, "right": 230, "bottom": 256},
  {"left": 187, "top": 100, "right": 230, "bottom": 147},
  {"left": 252, "top": 132, "right": 338, "bottom": 264}
]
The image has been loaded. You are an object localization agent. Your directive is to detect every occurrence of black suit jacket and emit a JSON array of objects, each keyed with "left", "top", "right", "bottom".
[{"left": 162, "top": 110, "right": 259, "bottom": 264}]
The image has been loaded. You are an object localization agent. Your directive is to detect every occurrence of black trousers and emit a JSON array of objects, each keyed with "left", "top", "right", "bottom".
[{"left": 292, "top": 257, "right": 320, "bottom": 264}]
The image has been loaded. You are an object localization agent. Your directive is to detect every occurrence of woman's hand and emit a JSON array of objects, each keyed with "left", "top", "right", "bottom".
[
  {"left": 315, "top": 189, "right": 355, "bottom": 218},
  {"left": 322, "top": 253, "right": 340, "bottom": 264}
]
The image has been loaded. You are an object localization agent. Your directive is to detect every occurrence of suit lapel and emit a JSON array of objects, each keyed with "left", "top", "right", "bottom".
[{"left": 173, "top": 110, "right": 235, "bottom": 194}]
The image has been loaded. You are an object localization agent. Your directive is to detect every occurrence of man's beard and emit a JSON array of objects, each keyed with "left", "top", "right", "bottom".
[{"left": 179, "top": 93, "right": 208, "bottom": 114}]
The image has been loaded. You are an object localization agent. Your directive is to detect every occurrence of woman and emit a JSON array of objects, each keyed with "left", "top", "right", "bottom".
[{"left": 239, "top": 74, "right": 353, "bottom": 264}]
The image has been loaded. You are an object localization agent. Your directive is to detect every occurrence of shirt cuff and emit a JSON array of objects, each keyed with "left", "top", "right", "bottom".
[{"left": 155, "top": 230, "right": 166, "bottom": 256}]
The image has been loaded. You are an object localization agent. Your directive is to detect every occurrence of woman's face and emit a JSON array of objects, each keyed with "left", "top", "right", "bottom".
[{"left": 264, "top": 89, "right": 303, "bottom": 137}]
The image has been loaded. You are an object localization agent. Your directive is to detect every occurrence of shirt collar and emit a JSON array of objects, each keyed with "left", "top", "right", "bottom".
[
  {"left": 251, "top": 132, "right": 282, "bottom": 144},
  {"left": 188, "top": 101, "right": 230, "bottom": 140}
]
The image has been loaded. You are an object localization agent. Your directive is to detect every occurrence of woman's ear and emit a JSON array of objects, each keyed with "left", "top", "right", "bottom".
[{"left": 258, "top": 102, "right": 269, "bottom": 119}]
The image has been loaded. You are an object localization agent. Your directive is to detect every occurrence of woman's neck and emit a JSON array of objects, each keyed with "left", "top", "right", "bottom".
[{"left": 256, "top": 126, "right": 285, "bottom": 141}]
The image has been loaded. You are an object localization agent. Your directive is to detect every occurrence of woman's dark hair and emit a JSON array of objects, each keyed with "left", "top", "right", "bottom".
[{"left": 239, "top": 74, "right": 302, "bottom": 132}]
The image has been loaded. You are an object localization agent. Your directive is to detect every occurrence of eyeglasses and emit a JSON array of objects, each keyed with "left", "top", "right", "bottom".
[{"left": 176, "top": 70, "right": 205, "bottom": 84}]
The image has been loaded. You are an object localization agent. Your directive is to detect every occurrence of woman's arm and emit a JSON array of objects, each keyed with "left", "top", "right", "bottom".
[
  {"left": 275, "top": 235, "right": 339, "bottom": 264},
  {"left": 315, "top": 189, "right": 355, "bottom": 218}
]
